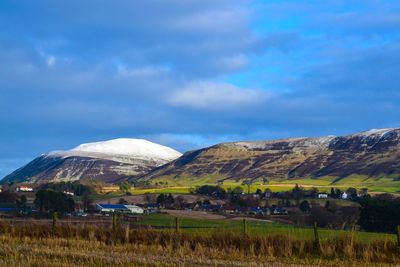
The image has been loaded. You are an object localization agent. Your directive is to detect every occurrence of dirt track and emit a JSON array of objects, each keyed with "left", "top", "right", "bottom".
[{"left": 161, "top": 209, "right": 273, "bottom": 222}]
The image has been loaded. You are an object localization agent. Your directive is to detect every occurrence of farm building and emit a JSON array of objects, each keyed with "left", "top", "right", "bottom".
[
  {"left": 16, "top": 186, "right": 33, "bottom": 192},
  {"left": 318, "top": 193, "right": 328, "bottom": 199},
  {"left": 98, "top": 185, "right": 120, "bottom": 193},
  {"left": 96, "top": 204, "right": 144, "bottom": 214},
  {"left": 63, "top": 191, "right": 74, "bottom": 196}
]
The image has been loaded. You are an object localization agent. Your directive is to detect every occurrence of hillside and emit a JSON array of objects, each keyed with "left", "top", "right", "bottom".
[
  {"left": 139, "top": 129, "right": 400, "bottom": 188},
  {"left": 2, "top": 139, "right": 182, "bottom": 184}
]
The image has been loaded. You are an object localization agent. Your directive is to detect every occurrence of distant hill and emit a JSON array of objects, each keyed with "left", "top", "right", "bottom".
[
  {"left": 4, "top": 129, "right": 400, "bottom": 191},
  {"left": 2, "top": 138, "right": 182, "bottom": 184},
  {"left": 139, "top": 128, "right": 400, "bottom": 188}
]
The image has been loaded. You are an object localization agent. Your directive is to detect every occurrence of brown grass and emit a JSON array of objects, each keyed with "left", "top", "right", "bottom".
[{"left": 0, "top": 220, "right": 398, "bottom": 266}]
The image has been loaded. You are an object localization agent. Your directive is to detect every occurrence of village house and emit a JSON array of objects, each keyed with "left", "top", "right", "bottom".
[
  {"left": 222, "top": 203, "right": 238, "bottom": 214},
  {"left": 138, "top": 203, "right": 161, "bottom": 214},
  {"left": 96, "top": 204, "right": 144, "bottom": 214},
  {"left": 248, "top": 207, "right": 266, "bottom": 215},
  {"left": 16, "top": 185, "right": 34, "bottom": 192},
  {"left": 63, "top": 191, "right": 75, "bottom": 196},
  {"left": 98, "top": 185, "right": 120, "bottom": 194},
  {"left": 318, "top": 193, "right": 328, "bottom": 199},
  {"left": 271, "top": 207, "right": 288, "bottom": 215}
]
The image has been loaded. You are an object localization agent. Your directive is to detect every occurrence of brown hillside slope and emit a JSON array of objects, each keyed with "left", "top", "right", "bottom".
[{"left": 139, "top": 128, "right": 400, "bottom": 184}]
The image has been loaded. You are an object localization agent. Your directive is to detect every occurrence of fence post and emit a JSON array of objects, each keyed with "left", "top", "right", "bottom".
[
  {"left": 52, "top": 212, "right": 58, "bottom": 235},
  {"left": 313, "top": 222, "right": 320, "bottom": 253},
  {"left": 175, "top": 217, "right": 180, "bottom": 234},
  {"left": 124, "top": 224, "right": 130, "bottom": 243},
  {"left": 111, "top": 213, "right": 117, "bottom": 245},
  {"left": 243, "top": 218, "right": 247, "bottom": 236},
  {"left": 112, "top": 213, "right": 117, "bottom": 233}
]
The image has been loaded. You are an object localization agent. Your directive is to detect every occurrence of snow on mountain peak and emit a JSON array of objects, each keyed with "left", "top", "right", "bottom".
[
  {"left": 70, "top": 138, "right": 182, "bottom": 162},
  {"left": 356, "top": 128, "right": 397, "bottom": 137}
]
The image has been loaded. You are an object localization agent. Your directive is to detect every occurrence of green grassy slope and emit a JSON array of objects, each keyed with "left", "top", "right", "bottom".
[{"left": 142, "top": 174, "right": 400, "bottom": 193}]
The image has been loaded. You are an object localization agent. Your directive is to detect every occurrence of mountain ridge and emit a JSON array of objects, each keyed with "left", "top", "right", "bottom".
[
  {"left": 3, "top": 128, "right": 400, "bottom": 188},
  {"left": 138, "top": 128, "right": 400, "bottom": 185}
]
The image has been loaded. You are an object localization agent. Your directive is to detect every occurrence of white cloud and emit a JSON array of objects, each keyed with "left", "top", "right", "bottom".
[
  {"left": 116, "top": 64, "right": 170, "bottom": 77},
  {"left": 46, "top": 56, "right": 56, "bottom": 66},
  {"left": 168, "top": 81, "right": 270, "bottom": 110},
  {"left": 218, "top": 54, "right": 249, "bottom": 71}
]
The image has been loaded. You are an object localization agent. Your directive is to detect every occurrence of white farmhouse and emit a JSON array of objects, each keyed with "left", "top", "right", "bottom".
[
  {"left": 63, "top": 191, "right": 75, "bottom": 196},
  {"left": 124, "top": 205, "right": 144, "bottom": 214},
  {"left": 96, "top": 204, "right": 144, "bottom": 214},
  {"left": 16, "top": 186, "right": 33, "bottom": 192}
]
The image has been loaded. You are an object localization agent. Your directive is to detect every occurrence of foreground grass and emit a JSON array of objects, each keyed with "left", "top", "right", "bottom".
[
  {"left": 0, "top": 235, "right": 372, "bottom": 267},
  {"left": 0, "top": 221, "right": 398, "bottom": 266},
  {"left": 0, "top": 236, "right": 286, "bottom": 267}
]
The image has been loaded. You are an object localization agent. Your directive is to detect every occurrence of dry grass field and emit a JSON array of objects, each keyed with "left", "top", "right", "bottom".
[
  {"left": 0, "top": 218, "right": 398, "bottom": 266},
  {"left": 0, "top": 235, "right": 332, "bottom": 267}
]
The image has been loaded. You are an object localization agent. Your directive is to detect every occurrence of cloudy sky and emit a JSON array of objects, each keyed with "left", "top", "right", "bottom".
[{"left": 1, "top": 0, "right": 400, "bottom": 178}]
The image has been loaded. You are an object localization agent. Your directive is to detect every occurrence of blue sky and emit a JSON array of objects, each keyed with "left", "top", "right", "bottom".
[{"left": 1, "top": 0, "right": 400, "bottom": 178}]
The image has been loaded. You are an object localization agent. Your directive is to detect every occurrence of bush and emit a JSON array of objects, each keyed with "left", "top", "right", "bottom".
[
  {"left": 40, "top": 182, "right": 93, "bottom": 196},
  {"left": 194, "top": 185, "right": 226, "bottom": 199},
  {"left": 358, "top": 196, "right": 400, "bottom": 233}
]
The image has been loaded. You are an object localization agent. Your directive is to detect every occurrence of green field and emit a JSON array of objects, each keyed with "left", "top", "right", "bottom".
[
  {"left": 132, "top": 187, "right": 191, "bottom": 195},
  {"left": 135, "top": 213, "right": 396, "bottom": 243},
  {"left": 133, "top": 174, "right": 400, "bottom": 195}
]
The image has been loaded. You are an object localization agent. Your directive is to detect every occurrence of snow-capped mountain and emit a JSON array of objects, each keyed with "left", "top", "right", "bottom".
[
  {"left": 49, "top": 138, "right": 181, "bottom": 165},
  {"left": 2, "top": 139, "right": 182, "bottom": 184},
  {"left": 141, "top": 128, "right": 400, "bottom": 183}
]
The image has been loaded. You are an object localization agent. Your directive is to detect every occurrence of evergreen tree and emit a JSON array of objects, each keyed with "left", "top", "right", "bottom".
[
  {"left": 330, "top": 187, "right": 335, "bottom": 198},
  {"left": 34, "top": 189, "right": 74, "bottom": 214},
  {"left": 299, "top": 200, "right": 311, "bottom": 213}
]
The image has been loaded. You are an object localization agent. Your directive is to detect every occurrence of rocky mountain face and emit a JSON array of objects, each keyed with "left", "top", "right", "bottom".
[
  {"left": 2, "top": 139, "right": 182, "bottom": 184},
  {"left": 140, "top": 128, "right": 400, "bottom": 183}
]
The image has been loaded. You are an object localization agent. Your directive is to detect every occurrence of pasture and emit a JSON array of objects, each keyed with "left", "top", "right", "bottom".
[{"left": 136, "top": 213, "right": 396, "bottom": 243}]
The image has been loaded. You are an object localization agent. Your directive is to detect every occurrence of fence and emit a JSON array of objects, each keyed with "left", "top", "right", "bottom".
[{"left": 0, "top": 214, "right": 399, "bottom": 264}]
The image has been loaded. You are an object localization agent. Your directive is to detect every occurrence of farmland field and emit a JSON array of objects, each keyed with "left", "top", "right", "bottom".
[
  {"left": 136, "top": 213, "right": 396, "bottom": 243},
  {"left": 0, "top": 214, "right": 398, "bottom": 266},
  {"left": 127, "top": 175, "right": 400, "bottom": 197}
]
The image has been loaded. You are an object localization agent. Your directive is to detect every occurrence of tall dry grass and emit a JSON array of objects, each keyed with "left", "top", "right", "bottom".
[{"left": 0, "top": 220, "right": 398, "bottom": 266}]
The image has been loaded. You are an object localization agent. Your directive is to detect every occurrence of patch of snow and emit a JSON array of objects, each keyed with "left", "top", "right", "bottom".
[
  {"left": 48, "top": 138, "right": 182, "bottom": 164},
  {"left": 354, "top": 128, "right": 397, "bottom": 137},
  {"left": 226, "top": 136, "right": 336, "bottom": 150}
]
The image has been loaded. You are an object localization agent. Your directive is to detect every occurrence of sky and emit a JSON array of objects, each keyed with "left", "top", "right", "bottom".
[{"left": 1, "top": 0, "right": 400, "bottom": 178}]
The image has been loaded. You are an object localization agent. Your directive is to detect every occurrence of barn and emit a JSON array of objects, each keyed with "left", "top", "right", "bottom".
[{"left": 96, "top": 204, "right": 144, "bottom": 214}]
